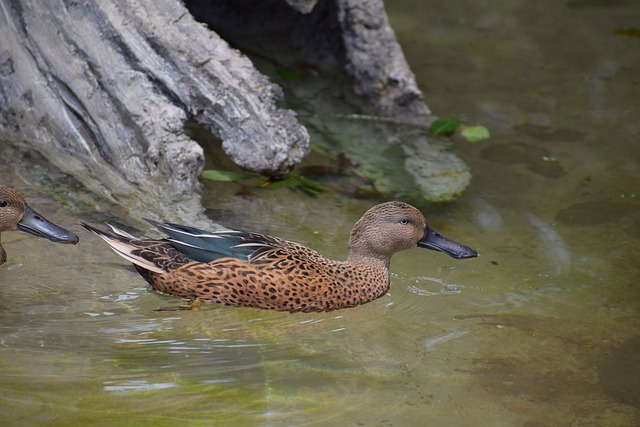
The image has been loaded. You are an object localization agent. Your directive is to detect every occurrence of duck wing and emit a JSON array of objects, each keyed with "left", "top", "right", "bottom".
[
  {"left": 144, "top": 219, "right": 286, "bottom": 264},
  {"left": 81, "top": 222, "right": 192, "bottom": 274}
]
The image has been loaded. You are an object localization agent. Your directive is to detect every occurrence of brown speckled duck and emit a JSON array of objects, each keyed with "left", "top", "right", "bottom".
[
  {"left": 82, "top": 201, "right": 477, "bottom": 312},
  {"left": 0, "top": 186, "right": 79, "bottom": 265}
]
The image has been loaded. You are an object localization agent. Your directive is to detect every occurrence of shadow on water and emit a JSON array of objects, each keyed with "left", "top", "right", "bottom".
[
  {"left": 599, "top": 335, "right": 640, "bottom": 409},
  {"left": 1, "top": 0, "right": 640, "bottom": 425}
]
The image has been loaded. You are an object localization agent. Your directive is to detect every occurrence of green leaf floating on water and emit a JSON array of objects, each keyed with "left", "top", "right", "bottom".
[
  {"left": 201, "top": 169, "right": 260, "bottom": 182},
  {"left": 429, "top": 118, "right": 467, "bottom": 136},
  {"left": 263, "top": 172, "right": 325, "bottom": 196},
  {"left": 201, "top": 169, "right": 324, "bottom": 195},
  {"left": 460, "top": 125, "right": 490, "bottom": 142},
  {"left": 429, "top": 118, "right": 490, "bottom": 142}
]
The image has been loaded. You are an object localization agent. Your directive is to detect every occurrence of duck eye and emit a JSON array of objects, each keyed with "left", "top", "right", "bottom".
[
  {"left": 0, "top": 200, "right": 6, "bottom": 208},
  {"left": 399, "top": 219, "right": 409, "bottom": 225}
]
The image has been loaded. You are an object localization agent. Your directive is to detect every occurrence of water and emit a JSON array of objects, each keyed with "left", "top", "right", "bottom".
[{"left": 1, "top": 0, "right": 639, "bottom": 425}]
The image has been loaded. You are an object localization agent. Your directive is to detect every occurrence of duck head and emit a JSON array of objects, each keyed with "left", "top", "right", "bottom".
[
  {"left": 348, "top": 201, "right": 477, "bottom": 266},
  {"left": 0, "top": 186, "right": 79, "bottom": 264}
]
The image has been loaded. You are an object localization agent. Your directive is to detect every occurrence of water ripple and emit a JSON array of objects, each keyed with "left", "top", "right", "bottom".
[
  {"left": 407, "top": 276, "right": 464, "bottom": 297},
  {"left": 422, "top": 329, "right": 470, "bottom": 351},
  {"left": 103, "top": 380, "right": 178, "bottom": 393}
]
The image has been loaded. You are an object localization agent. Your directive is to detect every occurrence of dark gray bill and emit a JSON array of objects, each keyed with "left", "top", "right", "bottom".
[
  {"left": 418, "top": 226, "right": 477, "bottom": 259},
  {"left": 17, "top": 205, "right": 79, "bottom": 244}
]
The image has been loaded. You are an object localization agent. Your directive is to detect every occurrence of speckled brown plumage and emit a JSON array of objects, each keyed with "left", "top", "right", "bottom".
[
  {"left": 82, "top": 201, "right": 477, "bottom": 312},
  {"left": 0, "top": 186, "right": 78, "bottom": 265}
]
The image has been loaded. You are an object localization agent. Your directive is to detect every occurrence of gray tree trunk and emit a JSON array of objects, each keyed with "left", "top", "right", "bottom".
[
  {"left": 0, "top": 0, "right": 312, "bottom": 222},
  {"left": 0, "top": 0, "right": 469, "bottom": 223}
]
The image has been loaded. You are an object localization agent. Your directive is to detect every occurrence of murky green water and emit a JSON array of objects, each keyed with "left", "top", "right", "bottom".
[{"left": 1, "top": 0, "right": 639, "bottom": 425}]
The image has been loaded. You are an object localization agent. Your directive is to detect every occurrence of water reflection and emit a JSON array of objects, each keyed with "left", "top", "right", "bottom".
[
  {"left": 526, "top": 212, "right": 571, "bottom": 274},
  {"left": 471, "top": 196, "right": 503, "bottom": 232}
]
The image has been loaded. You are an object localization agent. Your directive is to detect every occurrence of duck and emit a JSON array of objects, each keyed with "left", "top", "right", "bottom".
[
  {"left": 82, "top": 201, "right": 477, "bottom": 312},
  {"left": 0, "top": 186, "right": 79, "bottom": 265}
]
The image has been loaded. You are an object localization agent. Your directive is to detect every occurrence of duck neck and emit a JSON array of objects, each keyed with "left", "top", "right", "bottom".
[{"left": 346, "top": 252, "right": 391, "bottom": 272}]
